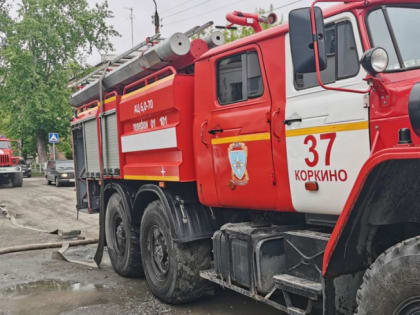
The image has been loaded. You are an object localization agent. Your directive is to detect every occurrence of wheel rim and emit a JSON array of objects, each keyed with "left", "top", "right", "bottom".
[
  {"left": 147, "top": 225, "right": 169, "bottom": 281},
  {"left": 394, "top": 297, "right": 420, "bottom": 315},
  {"left": 113, "top": 214, "right": 126, "bottom": 255}
]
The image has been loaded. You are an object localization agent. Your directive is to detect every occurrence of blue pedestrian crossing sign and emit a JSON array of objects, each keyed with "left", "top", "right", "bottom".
[{"left": 48, "top": 133, "right": 59, "bottom": 144}]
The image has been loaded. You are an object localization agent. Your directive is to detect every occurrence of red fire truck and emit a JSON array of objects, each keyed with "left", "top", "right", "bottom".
[
  {"left": 0, "top": 136, "right": 23, "bottom": 187},
  {"left": 70, "top": 1, "right": 420, "bottom": 314}
]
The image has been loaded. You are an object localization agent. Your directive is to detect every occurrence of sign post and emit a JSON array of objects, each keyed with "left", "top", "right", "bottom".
[{"left": 48, "top": 133, "right": 59, "bottom": 160}]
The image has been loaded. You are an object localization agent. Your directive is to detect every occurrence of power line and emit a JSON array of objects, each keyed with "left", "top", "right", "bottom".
[
  {"left": 164, "top": 0, "right": 244, "bottom": 26},
  {"left": 163, "top": 0, "right": 211, "bottom": 19},
  {"left": 161, "top": 0, "right": 200, "bottom": 14},
  {"left": 164, "top": 0, "right": 303, "bottom": 27},
  {"left": 273, "top": 0, "right": 307, "bottom": 11}
]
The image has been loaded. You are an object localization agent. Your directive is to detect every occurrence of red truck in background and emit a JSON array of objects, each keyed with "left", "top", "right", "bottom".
[
  {"left": 0, "top": 136, "right": 23, "bottom": 187},
  {"left": 70, "top": 1, "right": 420, "bottom": 314}
]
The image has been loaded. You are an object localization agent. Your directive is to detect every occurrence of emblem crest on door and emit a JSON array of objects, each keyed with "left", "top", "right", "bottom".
[{"left": 228, "top": 142, "right": 249, "bottom": 186}]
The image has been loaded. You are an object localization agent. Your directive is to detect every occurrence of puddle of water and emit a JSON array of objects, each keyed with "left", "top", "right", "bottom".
[
  {"left": 0, "top": 277, "right": 281, "bottom": 315},
  {"left": 0, "top": 279, "right": 117, "bottom": 315},
  {"left": 2, "top": 279, "right": 105, "bottom": 296},
  {"left": 173, "top": 289, "right": 281, "bottom": 315}
]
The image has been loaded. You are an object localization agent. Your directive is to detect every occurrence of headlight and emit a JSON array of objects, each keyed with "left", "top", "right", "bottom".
[
  {"left": 361, "top": 47, "right": 389, "bottom": 75},
  {"left": 61, "top": 173, "right": 68, "bottom": 178}
]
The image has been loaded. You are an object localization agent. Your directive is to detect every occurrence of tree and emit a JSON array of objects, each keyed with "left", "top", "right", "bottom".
[{"left": 0, "top": 0, "right": 118, "bottom": 166}]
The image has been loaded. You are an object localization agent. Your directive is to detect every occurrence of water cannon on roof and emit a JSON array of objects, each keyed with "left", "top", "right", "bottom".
[{"left": 225, "top": 11, "right": 278, "bottom": 33}]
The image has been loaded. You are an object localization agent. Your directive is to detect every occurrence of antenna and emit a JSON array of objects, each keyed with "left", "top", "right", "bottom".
[{"left": 124, "top": 7, "right": 134, "bottom": 47}]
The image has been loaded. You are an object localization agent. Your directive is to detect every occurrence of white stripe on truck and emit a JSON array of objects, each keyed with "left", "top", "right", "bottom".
[{"left": 121, "top": 127, "right": 177, "bottom": 153}]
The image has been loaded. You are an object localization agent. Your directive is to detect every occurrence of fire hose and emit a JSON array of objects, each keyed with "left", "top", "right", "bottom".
[
  {"left": 0, "top": 239, "right": 98, "bottom": 256},
  {"left": 0, "top": 205, "right": 98, "bottom": 267}
]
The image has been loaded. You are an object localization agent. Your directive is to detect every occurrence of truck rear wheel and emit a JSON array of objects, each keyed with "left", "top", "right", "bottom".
[
  {"left": 105, "top": 192, "right": 143, "bottom": 278},
  {"left": 356, "top": 236, "right": 420, "bottom": 315},
  {"left": 140, "top": 200, "right": 212, "bottom": 304},
  {"left": 11, "top": 173, "right": 23, "bottom": 187}
]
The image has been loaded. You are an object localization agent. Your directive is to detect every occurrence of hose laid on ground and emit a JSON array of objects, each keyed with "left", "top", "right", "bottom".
[
  {"left": 0, "top": 238, "right": 98, "bottom": 256},
  {"left": 0, "top": 205, "right": 99, "bottom": 267}
]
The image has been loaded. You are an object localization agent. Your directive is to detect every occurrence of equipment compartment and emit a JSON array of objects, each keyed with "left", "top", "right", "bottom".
[
  {"left": 212, "top": 230, "right": 230, "bottom": 281},
  {"left": 212, "top": 223, "right": 296, "bottom": 294},
  {"left": 284, "top": 230, "right": 330, "bottom": 282},
  {"left": 118, "top": 67, "right": 195, "bottom": 182}
]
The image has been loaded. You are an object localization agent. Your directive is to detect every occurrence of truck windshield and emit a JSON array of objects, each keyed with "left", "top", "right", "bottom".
[
  {"left": 368, "top": 6, "right": 420, "bottom": 71},
  {"left": 0, "top": 141, "right": 11, "bottom": 149}
]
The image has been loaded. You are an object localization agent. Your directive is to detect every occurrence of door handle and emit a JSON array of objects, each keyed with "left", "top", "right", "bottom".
[
  {"left": 283, "top": 118, "right": 302, "bottom": 125},
  {"left": 208, "top": 128, "right": 224, "bottom": 135},
  {"left": 200, "top": 120, "right": 208, "bottom": 147}
]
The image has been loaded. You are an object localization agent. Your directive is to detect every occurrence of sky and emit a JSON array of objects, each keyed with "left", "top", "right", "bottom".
[{"left": 86, "top": 0, "right": 318, "bottom": 65}]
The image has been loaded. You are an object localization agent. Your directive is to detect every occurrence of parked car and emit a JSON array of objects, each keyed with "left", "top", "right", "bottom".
[
  {"left": 45, "top": 160, "right": 75, "bottom": 187},
  {"left": 19, "top": 158, "right": 31, "bottom": 178}
]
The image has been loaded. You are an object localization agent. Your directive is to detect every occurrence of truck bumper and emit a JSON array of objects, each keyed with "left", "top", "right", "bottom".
[
  {"left": 0, "top": 166, "right": 21, "bottom": 174},
  {"left": 57, "top": 178, "right": 75, "bottom": 184}
]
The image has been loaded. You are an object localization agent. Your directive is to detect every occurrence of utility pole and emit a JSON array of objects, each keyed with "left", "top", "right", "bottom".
[
  {"left": 125, "top": 7, "right": 134, "bottom": 47},
  {"left": 152, "top": 0, "right": 160, "bottom": 34}
]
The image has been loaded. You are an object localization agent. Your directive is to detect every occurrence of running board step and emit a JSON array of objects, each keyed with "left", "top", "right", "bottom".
[{"left": 273, "top": 274, "right": 322, "bottom": 300}]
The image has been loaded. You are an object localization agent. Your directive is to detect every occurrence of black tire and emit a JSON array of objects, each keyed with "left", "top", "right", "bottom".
[
  {"left": 46, "top": 177, "right": 51, "bottom": 185},
  {"left": 105, "top": 192, "right": 143, "bottom": 278},
  {"left": 140, "top": 200, "right": 212, "bottom": 304},
  {"left": 11, "top": 173, "right": 23, "bottom": 187},
  {"left": 55, "top": 178, "right": 61, "bottom": 187},
  {"left": 356, "top": 236, "right": 420, "bottom": 315}
]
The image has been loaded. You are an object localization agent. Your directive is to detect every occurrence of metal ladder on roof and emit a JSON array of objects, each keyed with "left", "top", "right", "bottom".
[{"left": 71, "top": 21, "right": 214, "bottom": 90}]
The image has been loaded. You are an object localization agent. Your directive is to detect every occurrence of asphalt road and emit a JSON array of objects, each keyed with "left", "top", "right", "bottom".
[{"left": 0, "top": 177, "right": 280, "bottom": 315}]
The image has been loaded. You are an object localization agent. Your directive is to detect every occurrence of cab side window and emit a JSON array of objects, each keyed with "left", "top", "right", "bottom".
[
  {"left": 295, "top": 21, "right": 359, "bottom": 90},
  {"left": 217, "top": 51, "right": 263, "bottom": 105}
]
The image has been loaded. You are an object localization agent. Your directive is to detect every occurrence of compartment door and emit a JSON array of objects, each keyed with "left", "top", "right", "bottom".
[{"left": 72, "top": 124, "right": 88, "bottom": 211}]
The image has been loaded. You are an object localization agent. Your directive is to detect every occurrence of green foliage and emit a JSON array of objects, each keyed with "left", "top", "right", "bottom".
[{"left": 0, "top": 0, "right": 118, "bottom": 161}]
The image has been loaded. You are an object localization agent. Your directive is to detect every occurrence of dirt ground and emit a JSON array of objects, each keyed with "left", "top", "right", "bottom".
[{"left": 0, "top": 177, "right": 280, "bottom": 315}]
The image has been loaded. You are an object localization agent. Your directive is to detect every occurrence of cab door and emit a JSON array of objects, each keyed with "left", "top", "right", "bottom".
[
  {"left": 285, "top": 13, "right": 370, "bottom": 215},
  {"left": 208, "top": 46, "right": 277, "bottom": 209}
]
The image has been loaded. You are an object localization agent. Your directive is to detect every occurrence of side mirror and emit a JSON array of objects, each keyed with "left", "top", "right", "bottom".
[{"left": 289, "top": 7, "right": 327, "bottom": 74}]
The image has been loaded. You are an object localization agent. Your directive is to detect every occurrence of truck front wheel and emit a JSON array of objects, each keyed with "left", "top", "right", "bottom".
[
  {"left": 105, "top": 192, "right": 143, "bottom": 278},
  {"left": 140, "top": 200, "right": 212, "bottom": 304},
  {"left": 356, "top": 235, "right": 420, "bottom": 315},
  {"left": 11, "top": 173, "right": 23, "bottom": 187}
]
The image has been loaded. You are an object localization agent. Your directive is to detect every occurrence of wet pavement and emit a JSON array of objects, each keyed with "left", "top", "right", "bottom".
[{"left": 0, "top": 178, "right": 282, "bottom": 315}]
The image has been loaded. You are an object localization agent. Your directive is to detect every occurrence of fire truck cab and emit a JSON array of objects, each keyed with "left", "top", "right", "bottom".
[
  {"left": 70, "top": 1, "right": 420, "bottom": 314},
  {"left": 0, "top": 137, "right": 23, "bottom": 187}
]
